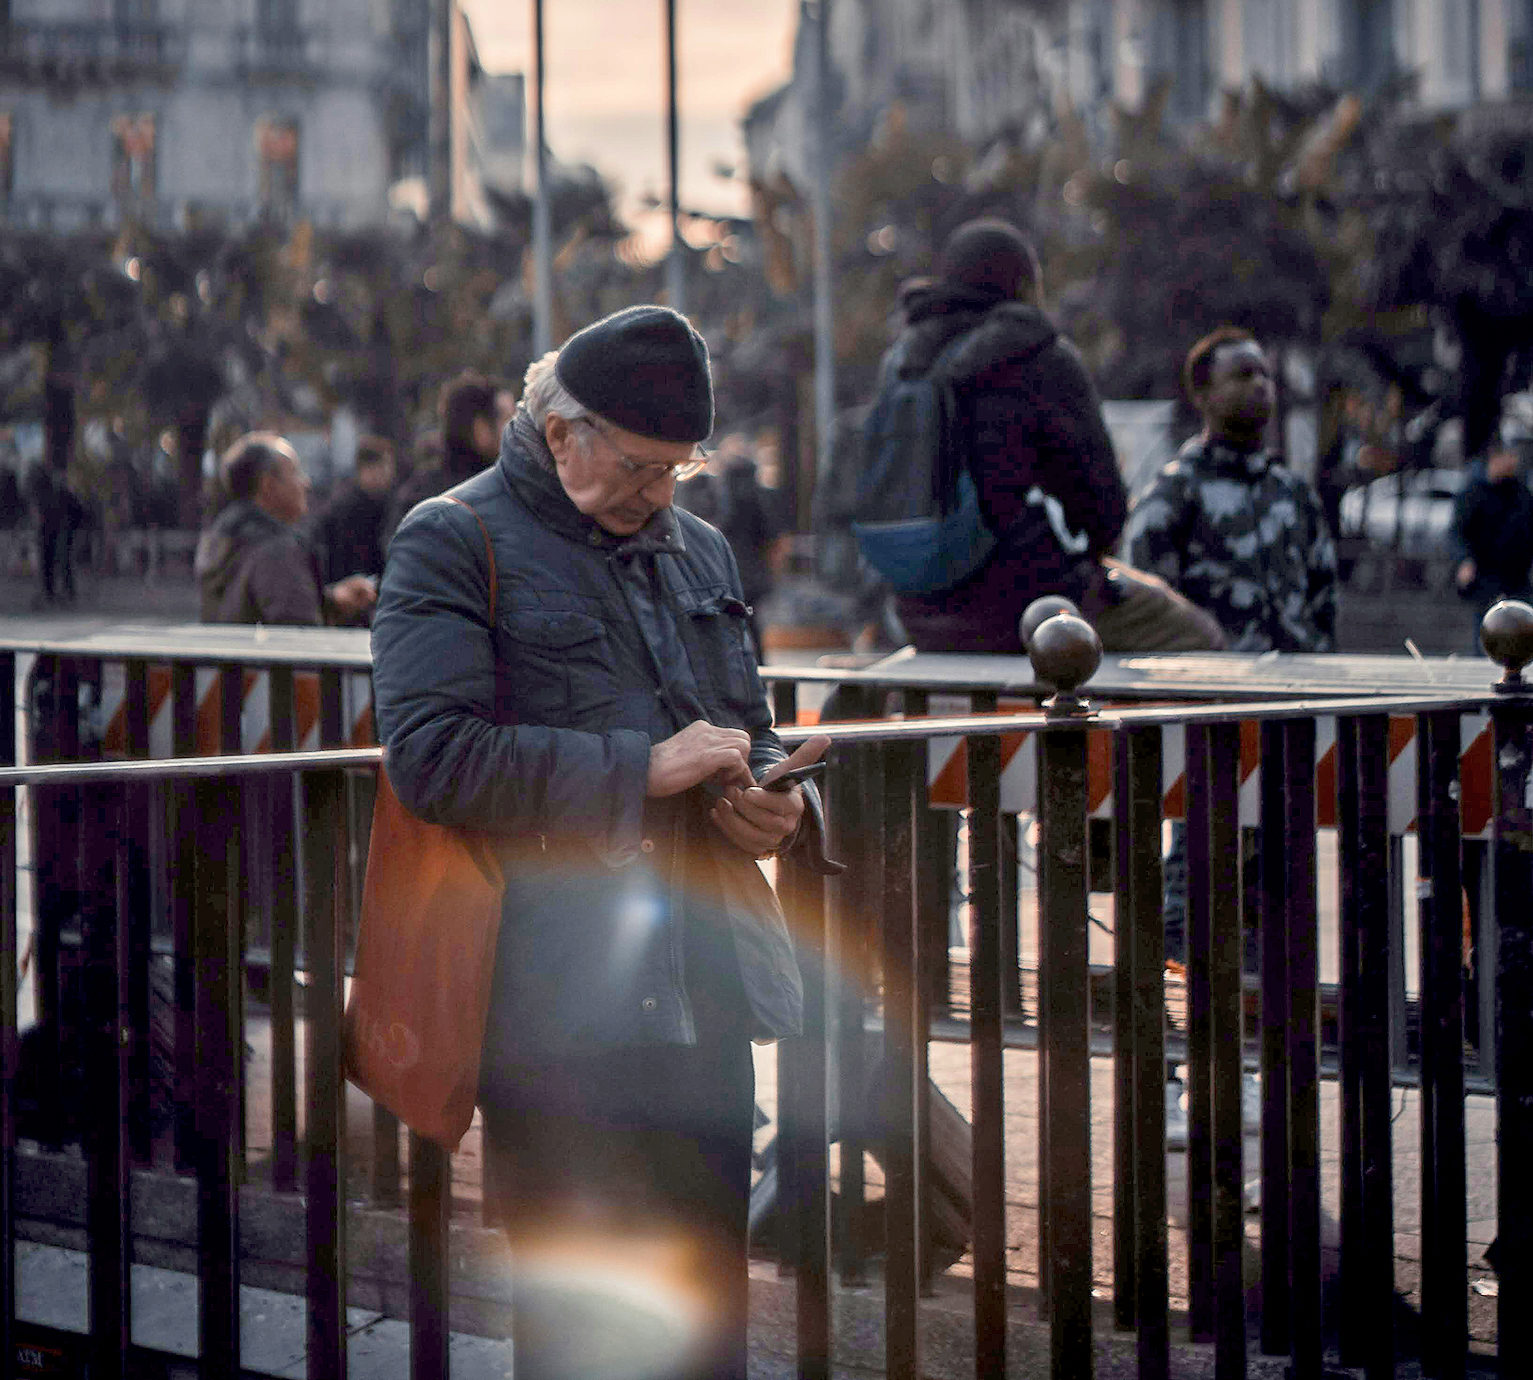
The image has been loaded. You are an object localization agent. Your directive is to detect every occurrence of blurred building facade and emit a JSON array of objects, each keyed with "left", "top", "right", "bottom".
[
  {"left": 0, "top": 0, "right": 522, "bottom": 232},
  {"left": 747, "top": 0, "right": 1533, "bottom": 190}
]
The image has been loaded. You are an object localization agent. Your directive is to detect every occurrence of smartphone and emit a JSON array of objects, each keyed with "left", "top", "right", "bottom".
[{"left": 761, "top": 761, "right": 827, "bottom": 792}]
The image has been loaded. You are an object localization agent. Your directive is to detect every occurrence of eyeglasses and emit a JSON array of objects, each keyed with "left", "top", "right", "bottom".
[{"left": 576, "top": 415, "right": 708, "bottom": 485}]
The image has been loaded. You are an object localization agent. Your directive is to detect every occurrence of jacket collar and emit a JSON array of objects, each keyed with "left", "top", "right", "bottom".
[
  {"left": 1183, "top": 433, "right": 1279, "bottom": 478},
  {"left": 498, "top": 409, "right": 687, "bottom": 558}
]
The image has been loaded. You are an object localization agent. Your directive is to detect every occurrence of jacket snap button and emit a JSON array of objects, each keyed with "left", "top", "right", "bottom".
[
  {"left": 641, "top": 997, "right": 658, "bottom": 1012},
  {"left": 640, "top": 838, "right": 656, "bottom": 853}
]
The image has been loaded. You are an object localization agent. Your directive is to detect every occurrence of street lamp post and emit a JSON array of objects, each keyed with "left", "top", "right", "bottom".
[
  {"left": 531, "top": 0, "right": 553, "bottom": 356},
  {"left": 665, "top": 0, "right": 685, "bottom": 314}
]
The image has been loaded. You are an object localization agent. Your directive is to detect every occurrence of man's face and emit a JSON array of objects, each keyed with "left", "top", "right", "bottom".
[
  {"left": 545, "top": 413, "right": 701, "bottom": 536},
  {"left": 471, "top": 411, "right": 500, "bottom": 460},
  {"left": 256, "top": 444, "right": 310, "bottom": 523},
  {"left": 1487, "top": 447, "right": 1523, "bottom": 482},
  {"left": 356, "top": 455, "right": 396, "bottom": 496},
  {"left": 1197, "top": 339, "right": 1275, "bottom": 442}
]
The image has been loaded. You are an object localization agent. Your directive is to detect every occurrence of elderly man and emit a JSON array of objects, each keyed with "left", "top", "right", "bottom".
[
  {"left": 195, "top": 431, "right": 377, "bottom": 625},
  {"left": 371, "top": 305, "right": 833, "bottom": 1379}
]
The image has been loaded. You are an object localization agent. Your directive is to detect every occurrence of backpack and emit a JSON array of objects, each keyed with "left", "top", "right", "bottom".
[{"left": 851, "top": 330, "right": 995, "bottom": 595}]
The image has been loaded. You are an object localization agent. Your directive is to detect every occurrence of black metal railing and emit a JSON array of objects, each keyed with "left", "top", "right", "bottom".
[{"left": 3, "top": 619, "right": 1532, "bottom": 1378}]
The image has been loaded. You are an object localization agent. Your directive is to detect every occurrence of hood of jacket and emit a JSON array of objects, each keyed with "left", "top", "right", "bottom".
[
  {"left": 193, "top": 500, "right": 292, "bottom": 604},
  {"left": 890, "top": 278, "right": 1059, "bottom": 383}
]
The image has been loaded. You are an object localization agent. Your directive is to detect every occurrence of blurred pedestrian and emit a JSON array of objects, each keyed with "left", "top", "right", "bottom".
[
  {"left": 195, "top": 431, "right": 377, "bottom": 626},
  {"left": 1451, "top": 401, "right": 1533, "bottom": 649},
  {"left": 22, "top": 464, "right": 84, "bottom": 609},
  {"left": 385, "top": 371, "right": 502, "bottom": 543},
  {"left": 677, "top": 434, "right": 784, "bottom": 659},
  {"left": 868, "top": 217, "right": 1222, "bottom": 654},
  {"left": 1126, "top": 326, "right": 1338, "bottom": 654},
  {"left": 310, "top": 435, "right": 397, "bottom": 610}
]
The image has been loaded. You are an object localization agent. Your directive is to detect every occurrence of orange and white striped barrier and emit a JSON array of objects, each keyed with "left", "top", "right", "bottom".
[
  {"left": 921, "top": 696, "right": 1496, "bottom": 838},
  {"left": 96, "top": 662, "right": 376, "bottom": 758}
]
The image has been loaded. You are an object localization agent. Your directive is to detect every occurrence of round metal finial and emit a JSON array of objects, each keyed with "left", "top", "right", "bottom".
[
  {"left": 1028, "top": 612, "right": 1102, "bottom": 715},
  {"left": 1019, "top": 595, "right": 1083, "bottom": 653},
  {"left": 1481, "top": 599, "right": 1533, "bottom": 692}
]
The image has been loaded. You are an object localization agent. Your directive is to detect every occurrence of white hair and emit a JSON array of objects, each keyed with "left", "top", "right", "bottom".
[{"left": 522, "top": 351, "right": 590, "bottom": 429}]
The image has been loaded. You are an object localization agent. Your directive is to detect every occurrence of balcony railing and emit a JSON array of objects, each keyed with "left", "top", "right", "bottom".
[
  {"left": 228, "top": 25, "right": 324, "bottom": 80},
  {"left": 0, "top": 21, "right": 184, "bottom": 81}
]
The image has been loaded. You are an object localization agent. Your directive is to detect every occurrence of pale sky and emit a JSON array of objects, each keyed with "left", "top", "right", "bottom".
[{"left": 460, "top": 0, "right": 800, "bottom": 237}]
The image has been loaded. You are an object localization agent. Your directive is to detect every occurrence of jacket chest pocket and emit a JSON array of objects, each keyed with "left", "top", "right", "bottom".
[
  {"left": 500, "top": 609, "right": 619, "bottom": 721},
  {"left": 679, "top": 592, "right": 758, "bottom": 721}
]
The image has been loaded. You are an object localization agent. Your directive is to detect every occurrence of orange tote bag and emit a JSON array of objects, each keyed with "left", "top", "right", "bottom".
[
  {"left": 343, "top": 495, "right": 503, "bottom": 1150},
  {"left": 343, "top": 764, "right": 504, "bottom": 1149}
]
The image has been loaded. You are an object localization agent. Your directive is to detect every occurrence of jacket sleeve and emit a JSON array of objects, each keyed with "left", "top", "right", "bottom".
[
  {"left": 370, "top": 502, "right": 652, "bottom": 861},
  {"left": 1123, "top": 464, "right": 1192, "bottom": 589},
  {"left": 1302, "top": 487, "right": 1339, "bottom": 652}
]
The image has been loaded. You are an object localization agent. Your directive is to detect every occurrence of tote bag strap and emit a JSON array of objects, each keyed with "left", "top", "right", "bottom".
[{"left": 443, "top": 494, "right": 498, "bottom": 622}]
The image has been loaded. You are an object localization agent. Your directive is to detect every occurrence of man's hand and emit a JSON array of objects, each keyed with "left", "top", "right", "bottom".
[
  {"left": 710, "top": 734, "right": 831, "bottom": 857},
  {"left": 1457, "top": 558, "right": 1477, "bottom": 590},
  {"left": 328, "top": 573, "right": 378, "bottom": 619},
  {"left": 647, "top": 720, "right": 754, "bottom": 798}
]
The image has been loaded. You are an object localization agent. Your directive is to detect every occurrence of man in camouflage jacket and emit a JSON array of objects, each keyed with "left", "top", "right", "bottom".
[{"left": 1124, "top": 326, "right": 1337, "bottom": 653}]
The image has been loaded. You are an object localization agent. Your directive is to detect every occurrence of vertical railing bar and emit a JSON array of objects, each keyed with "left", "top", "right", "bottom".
[
  {"left": 318, "top": 669, "right": 345, "bottom": 751},
  {"left": 823, "top": 726, "right": 862, "bottom": 1306},
  {"left": 1111, "top": 728, "right": 1135, "bottom": 1331},
  {"left": 194, "top": 775, "right": 242, "bottom": 1376},
  {"left": 783, "top": 841, "right": 831, "bottom": 1379},
  {"left": 1127, "top": 725, "right": 1168, "bottom": 1380},
  {"left": 217, "top": 663, "right": 249, "bottom": 1179},
  {"left": 903, "top": 690, "right": 937, "bottom": 1293},
  {"left": 1000, "top": 812, "right": 1023, "bottom": 1019},
  {"left": 1258, "top": 720, "right": 1291, "bottom": 1356},
  {"left": 122, "top": 659, "right": 152, "bottom": 1166},
  {"left": 883, "top": 737, "right": 922, "bottom": 1380},
  {"left": 170, "top": 665, "right": 198, "bottom": 1173},
  {"left": 1206, "top": 722, "right": 1246, "bottom": 1380},
  {"left": 1355, "top": 714, "right": 1395, "bottom": 1380},
  {"left": 967, "top": 709, "right": 1007, "bottom": 1375},
  {"left": 1040, "top": 720, "right": 1093, "bottom": 1379},
  {"left": 410, "top": 1134, "right": 452, "bottom": 1380},
  {"left": 1284, "top": 718, "right": 1322, "bottom": 1380},
  {"left": 304, "top": 768, "right": 348, "bottom": 1379},
  {"left": 841, "top": 717, "right": 880, "bottom": 1288},
  {"left": 1415, "top": 712, "right": 1441, "bottom": 1379},
  {"left": 1336, "top": 715, "right": 1365, "bottom": 1369},
  {"left": 1421, "top": 709, "right": 1468, "bottom": 1379},
  {"left": 770, "top": 678, "right": 797, "bottom": 731},
  {"left": 1184, "top": 723, "right": 1215, "bottom": 1341},
  {"left": 1492, "top": 694, "right": 1533, "bottom": 1379},
  {"left": 33, "top": 657, "right": 68, "bottom": 1148},
  {"left": 0, "top": 651, "right": 16, "bottom": 1373},
  {"left": 268, "top": 667, "right": 299, "bottom": 1193},
  {"left": 85, "top": 784, "right": 133, "bottom": 1380},
  {"left": 1035, "top": 734, "right": 1052, "bottom": 1315}
]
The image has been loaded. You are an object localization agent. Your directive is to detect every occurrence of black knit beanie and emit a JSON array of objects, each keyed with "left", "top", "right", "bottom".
[
  {"left": 937, "top": 218, "right": 1041, "bottom": 303},
  {"left": 555, "top": 305, "right": 714, "bottom": 443}
]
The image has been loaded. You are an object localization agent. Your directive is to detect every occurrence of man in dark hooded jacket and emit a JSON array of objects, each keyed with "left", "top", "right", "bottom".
[
  {"left": 195, "top": 432, "right": 377, "bottom": 626},
  {"left": 879, "top": 218, "right": 1221, "bottom": 654}
]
